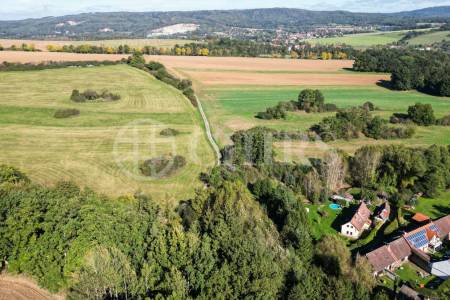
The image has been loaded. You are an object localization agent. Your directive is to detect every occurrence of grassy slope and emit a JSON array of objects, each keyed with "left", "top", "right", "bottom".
[
  {"left": 407, "top": 30, "right": 450, "bottom": 45},
  {"left": 0, "top": 65, "right": 215, "bottom": 204},
  {"left": 306, "top": 31, "right": 407, "bottom": 49}
]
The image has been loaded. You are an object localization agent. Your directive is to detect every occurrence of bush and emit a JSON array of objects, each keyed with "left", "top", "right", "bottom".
[
  {"left": 407, "top": 103, "right": 435, "bottom": 126},
  {"left": 323, "top": 103, "right": 338, "bottom": 112},
  {"left": 139, "top": 155, "right": 186, "bottom": 178},
  {"left": 71, "top": 89, "right": 120, "bottom": 102},
  {"left": 256, "top": 101, "right": 297, "bottom": 120},
  {"left": 361, "top": 101, "right": 375, "bottom": 111},
  {"left": 160, "top": 128, "right": 181, "bottom": 136},
  {"left": 54, "top": 108, "right": 80, "bottom": 119},
  {"left": 437, "top": 115, "right": 450, "bottom": 126},
  {"left": 0, "top": 165, "right": 29, "bottom": 184}
]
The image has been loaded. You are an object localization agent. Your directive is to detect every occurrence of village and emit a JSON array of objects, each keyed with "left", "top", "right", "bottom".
[{"left": 310, "top": 192, "right": 450, "bottom": 299}]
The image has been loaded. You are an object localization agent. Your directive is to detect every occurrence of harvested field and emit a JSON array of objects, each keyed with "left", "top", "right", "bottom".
[
  {"left": 0, "top": 51, "right": 127, "bottom": 63},
  {"left": 181, "top": 70, "right": 389, "bottom": 86},
  {"left": 0, "top": 39, "right": 196, "bottom": 51},
  {"left": 0, "top": 275, "right": 61, "bottom": 300},
  {"left": 146, "top": 55, "right": 354, "bottom": 72}
]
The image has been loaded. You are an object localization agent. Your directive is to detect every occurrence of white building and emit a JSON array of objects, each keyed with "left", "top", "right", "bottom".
[{"left": 341, "top": 202, "right": 372, "bottom": 239}]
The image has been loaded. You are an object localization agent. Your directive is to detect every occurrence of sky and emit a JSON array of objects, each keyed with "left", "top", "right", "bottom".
[{"left": 1, "top": 0, "right": 449, "bottom": 20}]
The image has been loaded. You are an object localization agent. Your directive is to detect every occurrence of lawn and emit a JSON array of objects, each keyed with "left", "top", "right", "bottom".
[
  {"left": 305, "top": 202, "right": 341, "bottom": 240},
  {"left": 412, "top": 192, "right": 450, "bottom": 219},
  {"left": 201, "top": 85, "right": 450, "bottom": 150},
  {"left": 305, "top": 31, "right": 408, "bottom": 49},
  {"left": 0, "top": 65, "right": 215, "bottom": 204},
  {"left": 395, "top": 263, "right": 436, "bottom": 289}
]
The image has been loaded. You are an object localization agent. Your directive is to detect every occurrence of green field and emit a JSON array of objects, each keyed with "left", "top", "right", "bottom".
[
  {"left": 407, "top": 30, "right": 450, "bottom": 45},
  {"left": 305, "top": 31, "right": 407, "bottom": 49},
  {"left": 0, "top": 65, "right": 215, "bottom": 203},
  {"left": 201, "top": 85, "right": 450, "bottom": 150}
]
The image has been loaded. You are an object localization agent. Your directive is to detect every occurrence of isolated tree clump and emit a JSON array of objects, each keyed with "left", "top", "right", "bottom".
[
  {"left": 71, "top": 89, "right": 120, "bottom": 102},
  {"left": 160, "top": 128, "right": 181, "bottom": 136},
  {"left": 139, "top": 155, "right": 186, "bottom": 178},
  {"left": 407, "top": 103, "right": 436, "bottom": 126}
]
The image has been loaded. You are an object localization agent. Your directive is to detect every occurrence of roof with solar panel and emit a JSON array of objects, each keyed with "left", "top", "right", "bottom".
[{"left": 404, "top": 223, "right": 441, "bottom": 249}]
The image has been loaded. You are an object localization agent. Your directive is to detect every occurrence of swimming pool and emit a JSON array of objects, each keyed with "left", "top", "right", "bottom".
[{"left": 329, "top": 203, "right": 342, "bottom": 210}]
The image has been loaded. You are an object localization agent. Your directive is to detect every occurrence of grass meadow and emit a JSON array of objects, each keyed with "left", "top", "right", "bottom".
[
  {"left": 406, "top": 30, "right": 450, "bottom": 45},
  {"left": 305, "top": 31, "right": 407, "bottom": 48},
  {"left": 0, "top": 65, "right": 215, "bottom": 203},
  {"left": 200, "top": 85, "right": 450, "bottom": 152}
]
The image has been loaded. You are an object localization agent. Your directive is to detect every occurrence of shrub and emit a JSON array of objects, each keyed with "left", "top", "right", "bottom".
[
  {"left": 70, "top": 90, "right": 86, "bottom": 102},
  {"left": 407, "top": 103, "right": 436, "bottom": 126},
  {"left": 298, "top": 89, "right": 324, "bottom": 112},
  {"left": 139, "top": 155, "right": 186, "bottom": 178},
  {"left": 361, "top": 101, "right": 375, "bottom": 111},
  {"left": 0, "top": 165, "right": 29, "bottom": 184},
  {"left": 160, "top": 128, "right": 181, "bottom": 136},
  {"left": 71, "top": 89, "right": 120, "bottom": 102},
  {"left": 437, "top": 115, "right": 450, "bottom": 126},
  {"left": 256, "top": 101, "right": 297, "bottom": 120},
  {"left": 389, "top": 113, "right": 411, "bottom": 124},
  {"left": 54, "top": 108, "right": 80, "bottom": 119},
  {"left": 323, "top": 103, "right": 338, "bottom": 112}
]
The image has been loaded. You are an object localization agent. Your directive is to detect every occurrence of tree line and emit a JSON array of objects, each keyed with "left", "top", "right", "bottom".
[
  {"left": 45, "top": 38, "right": 357, "bottom": 59},
  {"left": 0, "top": 43, "right": 39, "bottom": 52},
  {"left": 353, "top": 48, "right": 450, "bottom": 96}
]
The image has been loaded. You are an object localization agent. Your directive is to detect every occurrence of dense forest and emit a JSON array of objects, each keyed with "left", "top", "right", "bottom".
[
  {"left": 353, "top": 48, "right": 450, "bottom": 96},
  {"left": 1, "top": 7, "right": 450, "bottom": 39}
]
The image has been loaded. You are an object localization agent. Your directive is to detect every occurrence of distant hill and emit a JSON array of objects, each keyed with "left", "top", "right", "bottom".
[
  {"left": 0, "top": 7, "right": 449, "bottom": 39},
  {"left": 395, "top": 6, "right": 450, "bottom": 17}
]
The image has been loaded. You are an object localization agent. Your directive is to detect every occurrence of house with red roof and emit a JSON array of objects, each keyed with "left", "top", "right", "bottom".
[
  {"left": 374, "top": 202, "right": 390, "bottom": 223},
  {"left": 341, "top": 202, "right": 372, "bottom": 239},
  {"left": 366, "top": 214, "right": 450, "bottom": 276}
]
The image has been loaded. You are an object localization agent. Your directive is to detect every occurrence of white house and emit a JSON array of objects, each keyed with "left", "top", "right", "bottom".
[{"left": 341, "top": 202, "right": 372, "bottom": 239}]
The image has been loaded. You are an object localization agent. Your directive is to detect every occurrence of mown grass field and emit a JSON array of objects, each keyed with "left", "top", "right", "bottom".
[
  {"left": 305, "top": 31, "right": 408, "bottom": 49},
  {"left": 0, "top": 65, "right": 215, "bottom": 203},
  {"left": 0, "top": 38, "right": 196, "bottom": 51},
  {"left": 406, "top": 30, "right": 450, "bottom": 45}
]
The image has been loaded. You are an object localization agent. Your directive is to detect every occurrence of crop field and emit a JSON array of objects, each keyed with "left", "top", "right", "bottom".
[
  {"left": 305, "top": 31, "right": 408, "bottom": 48},
  {"left": 406, "top": 30, "right": 450, "bottom": 45},
  {"left": 0, "top": 38, "right": 196, "bottom": 51},
  {"left": 0, "top": 65, "right": 215, "bottom": 203}
]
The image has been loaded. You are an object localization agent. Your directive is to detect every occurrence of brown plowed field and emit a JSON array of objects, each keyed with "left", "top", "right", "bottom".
[
  {"left": 0, "top": 275, "right": 61, "bottom": 300},
  {"left": 0, "top": 51, "right": 387, "bottom": 86},
  {"left": 182, "top": 70, "right": 389, "bottom": 86}
]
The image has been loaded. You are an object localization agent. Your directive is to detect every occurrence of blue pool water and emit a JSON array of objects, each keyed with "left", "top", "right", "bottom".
[{"left": 329, "top": 203, "right": 342, "bottom": 210}]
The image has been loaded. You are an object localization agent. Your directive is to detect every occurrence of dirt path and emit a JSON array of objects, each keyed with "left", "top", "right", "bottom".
[
  {"left": 0, "top": 275, "right": 62, "bottom": 300},
  {"left": 195, "top": 96, "right": 221, "bottom": 165}
]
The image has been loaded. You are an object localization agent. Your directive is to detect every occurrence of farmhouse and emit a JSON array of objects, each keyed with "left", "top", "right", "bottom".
[
  {"left": 341, "top": 202, "right": 371, "bottom": 239},
  {"left": 366, "top": 215, "right": 450, "bottom": 276}
]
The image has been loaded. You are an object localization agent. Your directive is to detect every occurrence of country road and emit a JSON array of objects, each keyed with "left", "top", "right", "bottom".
[{"left": 195, "top": 96, "right": 221, "bottom": 166}]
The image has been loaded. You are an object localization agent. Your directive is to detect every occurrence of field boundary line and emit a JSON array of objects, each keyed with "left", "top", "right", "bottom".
[{"left": 195, "top": 95, "right": 221, "bottom": 165}]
